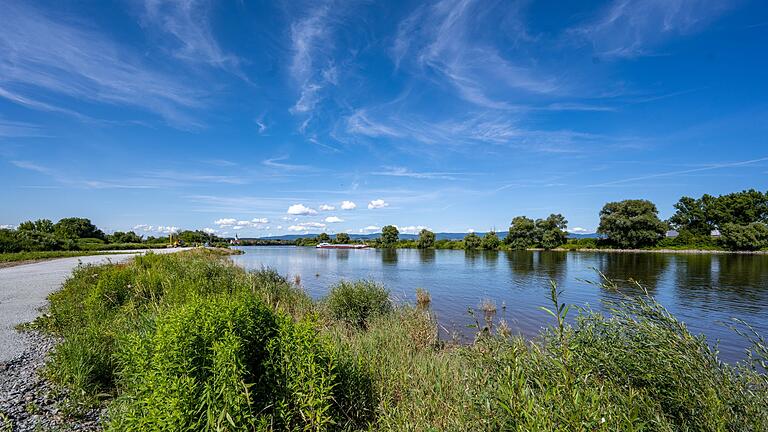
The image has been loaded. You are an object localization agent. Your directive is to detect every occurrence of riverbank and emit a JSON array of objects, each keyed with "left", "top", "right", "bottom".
[
  {"left": 550, "top": 247, "right": 768, "bottom": 254},
  {"left": 14, "top": 249, "right": 768, "bottom": 430}
]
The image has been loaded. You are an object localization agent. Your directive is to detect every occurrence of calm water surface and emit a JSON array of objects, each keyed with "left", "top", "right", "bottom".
[{"left": 231, "top": 246, "right": 768, "bottom": 362}]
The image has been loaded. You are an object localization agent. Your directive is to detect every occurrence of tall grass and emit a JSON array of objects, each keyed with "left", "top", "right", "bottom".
[{"left": 35, "top": 249, "right": 768, "bottom": 431}]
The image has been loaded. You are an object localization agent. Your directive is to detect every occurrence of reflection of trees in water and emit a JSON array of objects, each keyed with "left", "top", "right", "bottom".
[
  {"left": 464, "top": 250, "right": 481, "bottom": 267},
  {"left": 335, "top": 249, "right": 350, "bottom": 261},
  {"left": 503, "top": 251, "right": 567, "bottom": 288},
  {"left": 418, "top": 248, "right": 436, "bottom": 264},
  {"left": 671, "top": 254, "right": 768, "bottom": 314},
  {"left": 381, "top": 248, "right": 398, "bottom": 265},
  {"left": 593, "top": 253, "right": 670, "bottom": 295},
  {"left": 480, "top": 250, "right": 499, "bottom": 270}
]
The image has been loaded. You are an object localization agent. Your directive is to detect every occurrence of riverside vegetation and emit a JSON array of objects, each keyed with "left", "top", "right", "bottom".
[
  {"left": 294, "top": 189, "right": 768, "bottom": 252},
  {"left": 28, "top": 249, "right": 768, "bottom": 431}
]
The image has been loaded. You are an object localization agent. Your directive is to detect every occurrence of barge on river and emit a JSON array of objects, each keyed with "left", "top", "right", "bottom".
[{"left": 316, "top": 242, "right": 369, "bottom": 249}]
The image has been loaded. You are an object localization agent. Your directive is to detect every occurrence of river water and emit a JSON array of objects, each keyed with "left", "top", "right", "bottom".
[{"left": 231, "top": 246, "right": 768, "bottom": 363}]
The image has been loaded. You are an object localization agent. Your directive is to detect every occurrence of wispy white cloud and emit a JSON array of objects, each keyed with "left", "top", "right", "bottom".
[
  {"left": 588, "top": 156, "right": 768, "bottom": 187},
  {"left": 1, "top": 224, "right": 17, "bottom": 230},
  {"left": 372, "top": 166, "right": 460, "bottom": 180},
  {"left": 319, "top": 204, "right": 335, "bottom": 211},
  {"left": 214, "top": 217, "right": 270, "bottom": 229},
  {"left": 396, "top": 225, "right": 430, "bottom": 235},
  {"left": 359, "top": 225, "right": 380, "bottom": 233},
  {"left": 567, "top": 227, "right": 593, "bottom": 234},
  {"left": 0, "top": 1, "right": 205, "bottom": 127},
  {"left": 287, "top": 221, "right": 326, "bottom": 232},
  {"left": 393, "top": 0, "right": 558, "bottom": 108},
  {"left": 141, "top": 0, "right": 242, "bottom": 74},
  {"left": 262, "top": 156, "right": 315, "bottom": 172},
  {"left": 324, "top": 216, "right": 343, "bottom": 223},
  {"left": 568, "top": 0, "right": 731, "bottom": 59}
]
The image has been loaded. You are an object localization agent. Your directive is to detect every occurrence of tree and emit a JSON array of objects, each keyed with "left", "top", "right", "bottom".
[
  {"left": 719, "top": 222, "right": 768, "bottom": 251},
  {"left": 417, "top": 229, "right": 435, "bottom": 249},
  {"left": 54, "top": 217, "right": 105, "bottom": 240},
  {"left": 317, "top": 232, "right": 331, "bottom": 243},
  {"left": 17, "top": 219, "right": 55, "bottom": 234},
  {"left": 535, "top": 214, "right": 568, "bottom": 249},
  {"left": 380, "top": 225, "right": 399, "bottom": 248},
  {"left": 669, "top": 190, "right": 768, "bottom": 235},
  {"left": 463, "top": 232, "right": 481, "bottom": 250},
  {"left": 109, "top": 231, "right": 143, "bottom": 244},
  {"left": 597, "top": 200, "right": 667, "bottom": 248},
  {"left": 481, "top": 231, "right": 500, "bottom": 250},
  {"left": 335, "top": 232, "right": 351, "bottom": 244},
  {"left": 505, "top": 216, "right": 536, "bottom": 249}
]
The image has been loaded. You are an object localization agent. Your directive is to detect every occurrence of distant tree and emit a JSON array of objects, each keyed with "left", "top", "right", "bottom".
[
  {"left": 505, "top": 216, "right": 537, "bottom": 249},
  {"left": 597, "top": 200, "right": 667, "bottom": 249},
  {"left": 417, "top": 229, "right": 435, "bottom": 249},
  {"left": 335, "top": 232, "right": 351, "bottom": 244},
  {"left": 17, "top": 219, "right": 55, "bottom": 234},
  {"left": 481, "top": 231, "right": 501, "bottom": 250},
  {"left": 719, "top": 222, "right": 768, "bottom": 251},
  {"left": 380, "top": 225, "right": 399, "bottom": 248},
  {"left": 109, "top": 231, "right": 143, "bottom": 244},
  {"left": 535, "top": 214, "right": 568, "bottom": 249},
  {"left": 463, "top": 232, "right": 481, "bottom": 250},
  {"left": 317, "top": 232, "right": 331, "bottom": 243},
  {"left": 54, "top": 217, "right": 105, "bottom": 240},
  {"left": 669, "top": 190, "right": 768, "bottom": 235}
]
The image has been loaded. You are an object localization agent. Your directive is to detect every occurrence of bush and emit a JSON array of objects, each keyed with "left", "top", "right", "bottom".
[
  {"left": 325, "top": 281, "right": 393, "bottom": 329},
  {"left": 720, "top": 222, "right": 768, "bottom": 251},
  {"left": 110, "top": 294, "right": 369, "bottom": 431}
]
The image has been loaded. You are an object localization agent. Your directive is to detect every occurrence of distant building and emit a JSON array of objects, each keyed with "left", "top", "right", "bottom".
[
  {"left": 666, "top": 230, "right": 679, "bottom": 238},
  {"left": 229, "top": 233, "right": 241, "bottom": 245},
  {"left": 711, "top": 229, "right": 721, "bottom": 238}
]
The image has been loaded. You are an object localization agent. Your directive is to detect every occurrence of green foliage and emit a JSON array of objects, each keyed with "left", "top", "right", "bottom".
[
  {"left": 108, "top": 231, "right": 143, "bottom": 244},
  {"left": 598, "top": 199, "right": 668, "bottom": 248},
  {"left": 481, "top": 231, "right": 500, "bottom": 250},
  {"left": 325, "top": 280, "right": 393, "bottom": 329},
  {"left": 505, "top": 216, "right": 536, "bottom": 249},
  {"left": 317, "top": 232, "right": 331, "bottom": 243},
  {"left": 17, "top": 218, "right": 55, "bottom": 233},
  {"left": 463, "top": 232, "right": 481, "bottom": 250},
  {"left": 720, "top": 222, "right": 768, "bottom": 251},
  {"left": 335, "top": 232, "right": 351, "bottom": 244},
  {"left": 54, "top": 217, "right": 105, "bottom": 240},
  {"left": 36, "top": 251, "right": 768, "bottom": 431},
  {"left": 504, "top": 214, "right": 568, "bottom": 250},
  {"left": 669, "top": 190, "right": 768, "bottom": 235},
  {"left": 416, "top": 229, "right": 435, "bottom": 249},
  {"left": 176, "top": 229, "right": 221, "bottom": 245},
  {"left": 380, "top": 225, "right": 399, "bottom": 248}
]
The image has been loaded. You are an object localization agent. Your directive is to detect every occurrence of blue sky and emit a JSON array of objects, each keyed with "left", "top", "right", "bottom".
[{"left": 1, "top": 0, "right": 767, "bottom": 237}]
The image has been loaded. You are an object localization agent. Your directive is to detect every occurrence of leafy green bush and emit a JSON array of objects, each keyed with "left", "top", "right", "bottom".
[
  {"left": 720, "top": 222, "right": 768, "bottom": 251},
  {"left": 325, "top": 280, "right": 393, "bottom": 329}
]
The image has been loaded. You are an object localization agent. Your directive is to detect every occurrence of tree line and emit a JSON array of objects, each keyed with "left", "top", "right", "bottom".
[
  {"left": 301, "top": 189, "right": 768, "bottom": 252},
  {"left": 0, "top": 217, "right": 226, "bottom": 253}
]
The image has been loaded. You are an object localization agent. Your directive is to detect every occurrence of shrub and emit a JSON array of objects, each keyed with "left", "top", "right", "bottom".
[
  {"left": 325, "top": 281, "right": 392, "bottom": 329},
  {"left": 719, "top": 222, "right": 768, "bottom": 251}
]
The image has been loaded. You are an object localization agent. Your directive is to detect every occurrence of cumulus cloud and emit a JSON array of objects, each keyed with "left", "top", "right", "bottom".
[
  {"left": 319, "top": 204, "right": 335, "bottom": 211},
  {"left": 214, "top": 217, "right": 270, "bottom": 229},
  {"left": 396, "top": 225, "right": 430, "bottom": 235},
  {"left": 359, "top": 225, "right": 380, "bottom": 233},
  {"left": 340, "top": 200, "right": 357, "bottom": 210},
  {"left": 287, "top": 203, "right": 318, "bottom": 215},
  {"left": 1, "top": 224, "right": 16, "bottom": 229},
  {"left": 567, "top": 227, "right": 593, "bottom": 234},
  {"left": 324, "top": 216, "right": 344, "bottom": 223},
  {"left": 367, "top": 199, "right": 389, "bottom": 209},
  {"left": 287, "top": 222, "right": 326, "bottom": 232},
  {"left": 202, "top": 227, "right": 216, "bottom": 234},
  {"left": 156, "top": 225, "right": 179, "bottom": 234}
]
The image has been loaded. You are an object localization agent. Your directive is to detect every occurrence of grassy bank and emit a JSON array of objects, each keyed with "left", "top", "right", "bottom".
[{"left": 32, "top": 249, "right": 768, "bottom": 430}]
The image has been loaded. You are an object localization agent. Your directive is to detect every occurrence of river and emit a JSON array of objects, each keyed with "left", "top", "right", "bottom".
[{"left": 231, "top": 246, "right": 768, "bottom": 363}]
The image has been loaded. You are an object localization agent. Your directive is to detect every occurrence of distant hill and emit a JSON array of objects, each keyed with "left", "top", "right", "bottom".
[{"left": 234, "top": 231, "right": 599, "bottom": 241}]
